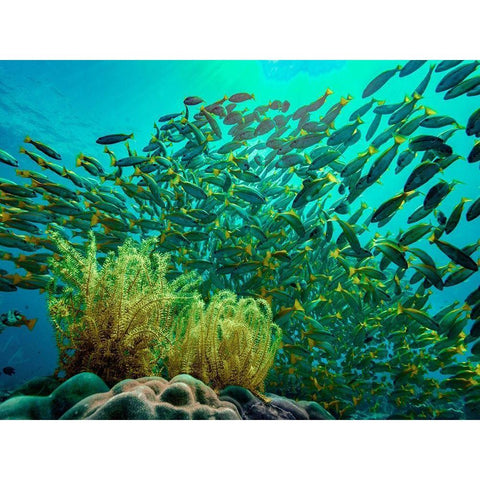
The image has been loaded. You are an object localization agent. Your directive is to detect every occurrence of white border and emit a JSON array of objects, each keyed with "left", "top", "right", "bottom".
[{"left": 0, "top": 0, "right": 479, "bottom": 59}]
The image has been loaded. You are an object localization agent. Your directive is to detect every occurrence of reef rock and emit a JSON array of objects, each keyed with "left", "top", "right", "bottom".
[
  {"left": 0, "top": 372, "right": 335, "bottom": 420},
  {"left": 219, "top": 386, "right": 334, "bottom": 420},
  {"left": 0, "top": 372, "right": 109, "bottom": 420},
  {"left": 11, "top": 375, "right": 61, "bottom": 397},
  {"left": 61, "top": 374, "right": 241, "bottom": 419}
]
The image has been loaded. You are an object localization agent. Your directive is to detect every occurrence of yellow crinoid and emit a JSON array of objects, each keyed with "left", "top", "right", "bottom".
[
  {"left": 167, "top": 290, "right": 282, "bottom": 393},
  {"left": 47, "top": 230, "right": 200, "bottom": 385}
]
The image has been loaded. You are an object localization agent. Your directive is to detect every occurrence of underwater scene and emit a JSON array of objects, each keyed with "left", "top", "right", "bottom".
[{"left": 0, "top": 60, "right": 479, "bottom": 420}]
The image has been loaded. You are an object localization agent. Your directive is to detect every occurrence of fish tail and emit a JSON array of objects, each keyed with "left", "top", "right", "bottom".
[{"left": 25, "top": 318, "right": 37, "bottom": 331}]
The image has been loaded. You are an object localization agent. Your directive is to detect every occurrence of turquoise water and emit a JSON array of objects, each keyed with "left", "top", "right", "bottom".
[{"left": 0, "top": 60, "right": 478, "bottom": 419}]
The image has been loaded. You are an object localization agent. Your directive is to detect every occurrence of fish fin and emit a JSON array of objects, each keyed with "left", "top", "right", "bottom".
[
  {"left": 25, "top": 318, "right": 37, "bottom": 331},
  {"left": 291, "top": 299, "right": 303, "bottom": 311},
  {"left": 24, "top": 136, "right": 31, "bottom": 143}
]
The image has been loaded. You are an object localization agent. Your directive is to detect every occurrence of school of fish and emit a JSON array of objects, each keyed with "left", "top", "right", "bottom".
[{"left": 1, "top": 60, "right": 480, "bottom": 418}]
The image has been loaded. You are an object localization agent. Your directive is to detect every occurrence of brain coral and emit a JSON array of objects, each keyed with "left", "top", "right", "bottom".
[{"left": 61, "top": 374, "right": 241, "bottom": 419}]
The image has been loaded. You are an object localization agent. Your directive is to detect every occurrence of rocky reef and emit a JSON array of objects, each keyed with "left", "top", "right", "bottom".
[{"left": 0, "top": 373, "right": 334, "bottom": 420}]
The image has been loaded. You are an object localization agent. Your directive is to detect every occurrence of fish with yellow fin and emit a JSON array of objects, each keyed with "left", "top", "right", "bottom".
[{"left": 1, "top": 310, "right": 37, "bottom": 331}]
